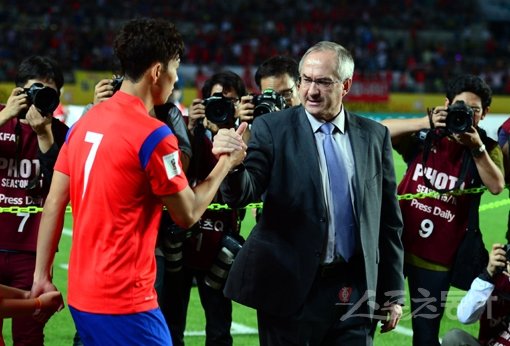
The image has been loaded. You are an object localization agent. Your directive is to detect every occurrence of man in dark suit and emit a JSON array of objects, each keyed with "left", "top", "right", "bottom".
[{"left": 212, "top": 41, "right": 405, "bottom": 345}]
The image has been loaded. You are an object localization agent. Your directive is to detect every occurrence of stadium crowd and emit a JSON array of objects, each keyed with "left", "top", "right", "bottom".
[{"left": 0, "top": 0, "right": 509, "bottom": 93}]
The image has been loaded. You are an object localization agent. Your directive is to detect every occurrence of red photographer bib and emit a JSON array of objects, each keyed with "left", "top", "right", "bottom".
[
  {"left": 184, "top": 209, "right": 239, "bottom": 270},
  {"left": 399, "top": 136, "right": 481, "bottom": 266}
]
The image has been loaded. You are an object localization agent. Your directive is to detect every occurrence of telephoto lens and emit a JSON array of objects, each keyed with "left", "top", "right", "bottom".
[
  {"left": 204, "top": 234, "right": 243, "bottom": 289},
  {"left": 163, "top": 238, "right": 184, "bottom": 273}
]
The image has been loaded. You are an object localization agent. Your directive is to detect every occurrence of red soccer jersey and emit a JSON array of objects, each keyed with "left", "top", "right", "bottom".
[{"left": 56, "top": 91, "right": 188, "bottom": 314}]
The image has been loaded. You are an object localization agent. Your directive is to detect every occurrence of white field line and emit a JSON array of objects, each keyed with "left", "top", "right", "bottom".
[{"left": 185, "top": 322, "right": 257, "bottom": 336}]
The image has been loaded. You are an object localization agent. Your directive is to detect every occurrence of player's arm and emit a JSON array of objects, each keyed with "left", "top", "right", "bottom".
[
  {"left": 32, "top": 171, "right": 70, "bottom": 294},
  {"left": 162, "top": 150, "right": 245, "bottom": 228},
  {"left": 162, "top": 124, "right": 247, "bottom": 228}
]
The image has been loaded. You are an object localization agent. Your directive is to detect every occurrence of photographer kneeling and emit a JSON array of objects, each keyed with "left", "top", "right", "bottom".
[
  {"left": 442, "top": 243, "right": 510, "bottom": 346},
  {"left": 160, "top": 71, "right": 246, "bottom": 346},
  {"left": 381, "top": 74, "right": 505, "bottom": 346}
]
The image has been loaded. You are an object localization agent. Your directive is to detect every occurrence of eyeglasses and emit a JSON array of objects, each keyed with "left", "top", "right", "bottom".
[
  {"left": 279, "top": 85, "right": 295, "bottom": 100},
  {"left": 298, "top": 76, "right": 340, "bottom": 90}
]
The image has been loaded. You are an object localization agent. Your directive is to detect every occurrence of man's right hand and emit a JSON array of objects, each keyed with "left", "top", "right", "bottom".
[
  {"left": 187, "top": 98, "right": 206, "bottom": 131},
  {"left": 235, "top": 95, "right": 255, "bottom": 124},
  {"left": 0, "top": 87, "right": 28, "bottom": 125},
  {"left": 93, "top": 79, "right": 116, "bottom": 104},
  {"left": 487, "top": 243, "right": 508, "bottom": 277}
]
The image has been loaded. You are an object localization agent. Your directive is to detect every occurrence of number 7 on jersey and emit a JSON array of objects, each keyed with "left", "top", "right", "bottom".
[{"left": 83, "top": 131, "right": 103, "bottom": 198}]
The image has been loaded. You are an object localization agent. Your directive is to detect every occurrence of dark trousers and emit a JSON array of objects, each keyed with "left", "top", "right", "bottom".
[
  {"left": 257, "top": 259, "right": 374, "bottom": 346},
  {"left": 405, "top": 262, "right": 452, "bottom": 346},
  {"left": 0, "top": 251, "right": 45, "bottom": 346},
  {"left": 157, "top": 256, "right": 233, "bottom": 346}
]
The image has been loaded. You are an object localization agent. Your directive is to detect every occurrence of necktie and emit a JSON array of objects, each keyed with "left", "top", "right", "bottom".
[{"left": 320, "top": 122, "right": 355, "bottom": 261}]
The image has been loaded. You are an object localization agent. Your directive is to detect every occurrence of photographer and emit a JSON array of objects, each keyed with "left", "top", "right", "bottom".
[
  {"left": 0, "top": 55, "right": 68, "bottom": 345},
  {"left": 237, "top": 55, "right": 300, "bottom": 143},
  {"left": 442, "top": 243, "right": 510, "bottom": 346},
  {"left": 162, "top": 71, "right": 246, "bottom": 346},
  {"left": 382, "top": 74, "right": 505, "bottom": 346}
]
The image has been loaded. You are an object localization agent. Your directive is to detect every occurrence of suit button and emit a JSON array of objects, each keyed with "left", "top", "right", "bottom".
[
  {"left": 319, "top": 217, "right": 326, "bottom": 222},
  {"left": 315, "top": 252, "right": 321, "bottom": 257}
]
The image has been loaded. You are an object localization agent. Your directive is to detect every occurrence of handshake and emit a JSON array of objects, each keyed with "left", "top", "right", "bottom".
[
  {"left": 0, "top": 284, "right": 63, "bottom": 321},
  {"left": 212, "top": 122, "right": 248, "bottom": 169}
]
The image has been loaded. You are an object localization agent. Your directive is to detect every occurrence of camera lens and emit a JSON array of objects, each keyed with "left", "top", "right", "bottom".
[
  {"left": 444, "top": 100, "right": 474, "bottom": 134},
  {"left": 163, "top": 238, "right": 184, "bottom": 273},
  {"left": 203, "top": 93, "right": 235, "bottom": 125},
  {"left": 205, "top": 101, "right": 233, "bottom": 124},
  {"left": 253, "top": 102, "right": 274, "bottom": 117},
  {"left": 204, "top": 234, "right": 243, "bottom": 290},
  {"left": 32, "top": 87, "right": 59, "bottom": 114},
  {"left": 204, "top": 246, "right": 236, "bottom": 290}
]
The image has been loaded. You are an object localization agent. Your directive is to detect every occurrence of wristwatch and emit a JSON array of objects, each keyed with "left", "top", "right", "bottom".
[{"left": 471, "top": 144, "right": 486, "bottom": 158}]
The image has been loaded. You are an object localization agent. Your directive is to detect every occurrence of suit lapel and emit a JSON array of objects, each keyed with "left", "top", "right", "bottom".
[{"left": 294, "top": 108, "right": 324, "bottom": 205}]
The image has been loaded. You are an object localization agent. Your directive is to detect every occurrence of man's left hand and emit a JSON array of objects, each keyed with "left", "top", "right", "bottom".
[
  {"left": 379, "top": 303, "right": 402, "bottom": 333},
  {"left": 24, "top": 105, "right": 52, "bottom": 135}
]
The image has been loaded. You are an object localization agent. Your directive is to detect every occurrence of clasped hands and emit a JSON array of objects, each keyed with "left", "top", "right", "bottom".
[
  {"left": 212, "top": 122, "right": 248, "bottom": 168},
  {"left": 30, "top": 280, "right": 65, "bottom": 322}
]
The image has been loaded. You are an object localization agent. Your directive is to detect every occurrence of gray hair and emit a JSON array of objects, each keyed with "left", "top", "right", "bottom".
[{"left": 298, "top": 41, "right": 355, "bottom": 81}]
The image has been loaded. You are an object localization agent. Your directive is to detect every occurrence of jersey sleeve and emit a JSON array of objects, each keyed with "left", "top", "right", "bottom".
[
  {"left": 54, "top": 142, "right": 70, "bottom": 176},
  {"left": 141, "top": 126, "right": 189, "bottom": 196}
]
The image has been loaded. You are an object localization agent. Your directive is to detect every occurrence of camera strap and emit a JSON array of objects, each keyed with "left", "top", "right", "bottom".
[{"left": 421, "top": 131, "right": 473, "bottom": 194}]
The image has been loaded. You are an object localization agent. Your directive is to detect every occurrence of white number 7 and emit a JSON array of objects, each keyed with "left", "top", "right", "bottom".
[
  {"left": 83, "top": 131, "right": 103, "bottom": 197},
  {"left": 17, "top": 212, "right": 29, "bottom": 232}
]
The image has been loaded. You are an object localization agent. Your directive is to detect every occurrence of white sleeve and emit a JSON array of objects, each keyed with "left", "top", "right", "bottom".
[{"left": 457, "top": 277, "right": 495, "bottom": 324}]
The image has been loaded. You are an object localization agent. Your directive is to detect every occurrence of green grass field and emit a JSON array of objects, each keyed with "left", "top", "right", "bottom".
[{"left": 3, "top": 150, "right": 509, "bottom": 345}]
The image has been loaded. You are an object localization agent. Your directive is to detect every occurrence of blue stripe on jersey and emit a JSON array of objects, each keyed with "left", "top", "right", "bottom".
[
  {"left": 65, "top": 124, "right": 76, "bottom": 143},
  {"left": 139, "top": 125, "right": 173, "bottom": 169}
]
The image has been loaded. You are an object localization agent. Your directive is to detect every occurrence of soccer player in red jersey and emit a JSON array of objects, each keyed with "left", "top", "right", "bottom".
[{"left": 30, "top": 18, "right": 246, "bottom": 345}]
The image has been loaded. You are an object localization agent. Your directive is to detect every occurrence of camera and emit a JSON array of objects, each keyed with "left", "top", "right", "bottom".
[
  {"left": 111, "top": 75, "right": 124, "bottom": 93},
  {"left": 444, "top": 100, "right": 474, "bottom": 134},
  {"left": 504, "top": 244, "right": 510, "bottom": 262},
  {"left": 204, "top": 234, "right": 243, "bottom": 290},
  {"left": 202, "top": 92, "right": 236, "bottom": 125},
  {"left": 251, "top": 88, "right": 288, "bottom": 118},
  {"left": 161, "top": 222, "right": 202, "bottom": 273},
  {"left": 20, "top": 83, "right": 59, "bottom": 117}
]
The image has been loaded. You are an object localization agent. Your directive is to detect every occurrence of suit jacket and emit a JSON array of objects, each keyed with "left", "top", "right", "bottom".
[{"left": 221, "top": 106, "right": 404, "bottom": 317}]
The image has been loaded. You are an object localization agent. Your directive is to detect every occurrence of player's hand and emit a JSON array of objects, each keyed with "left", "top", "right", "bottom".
[{"left": 212, "top": 122, "right": 247, "bottom": 159}]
